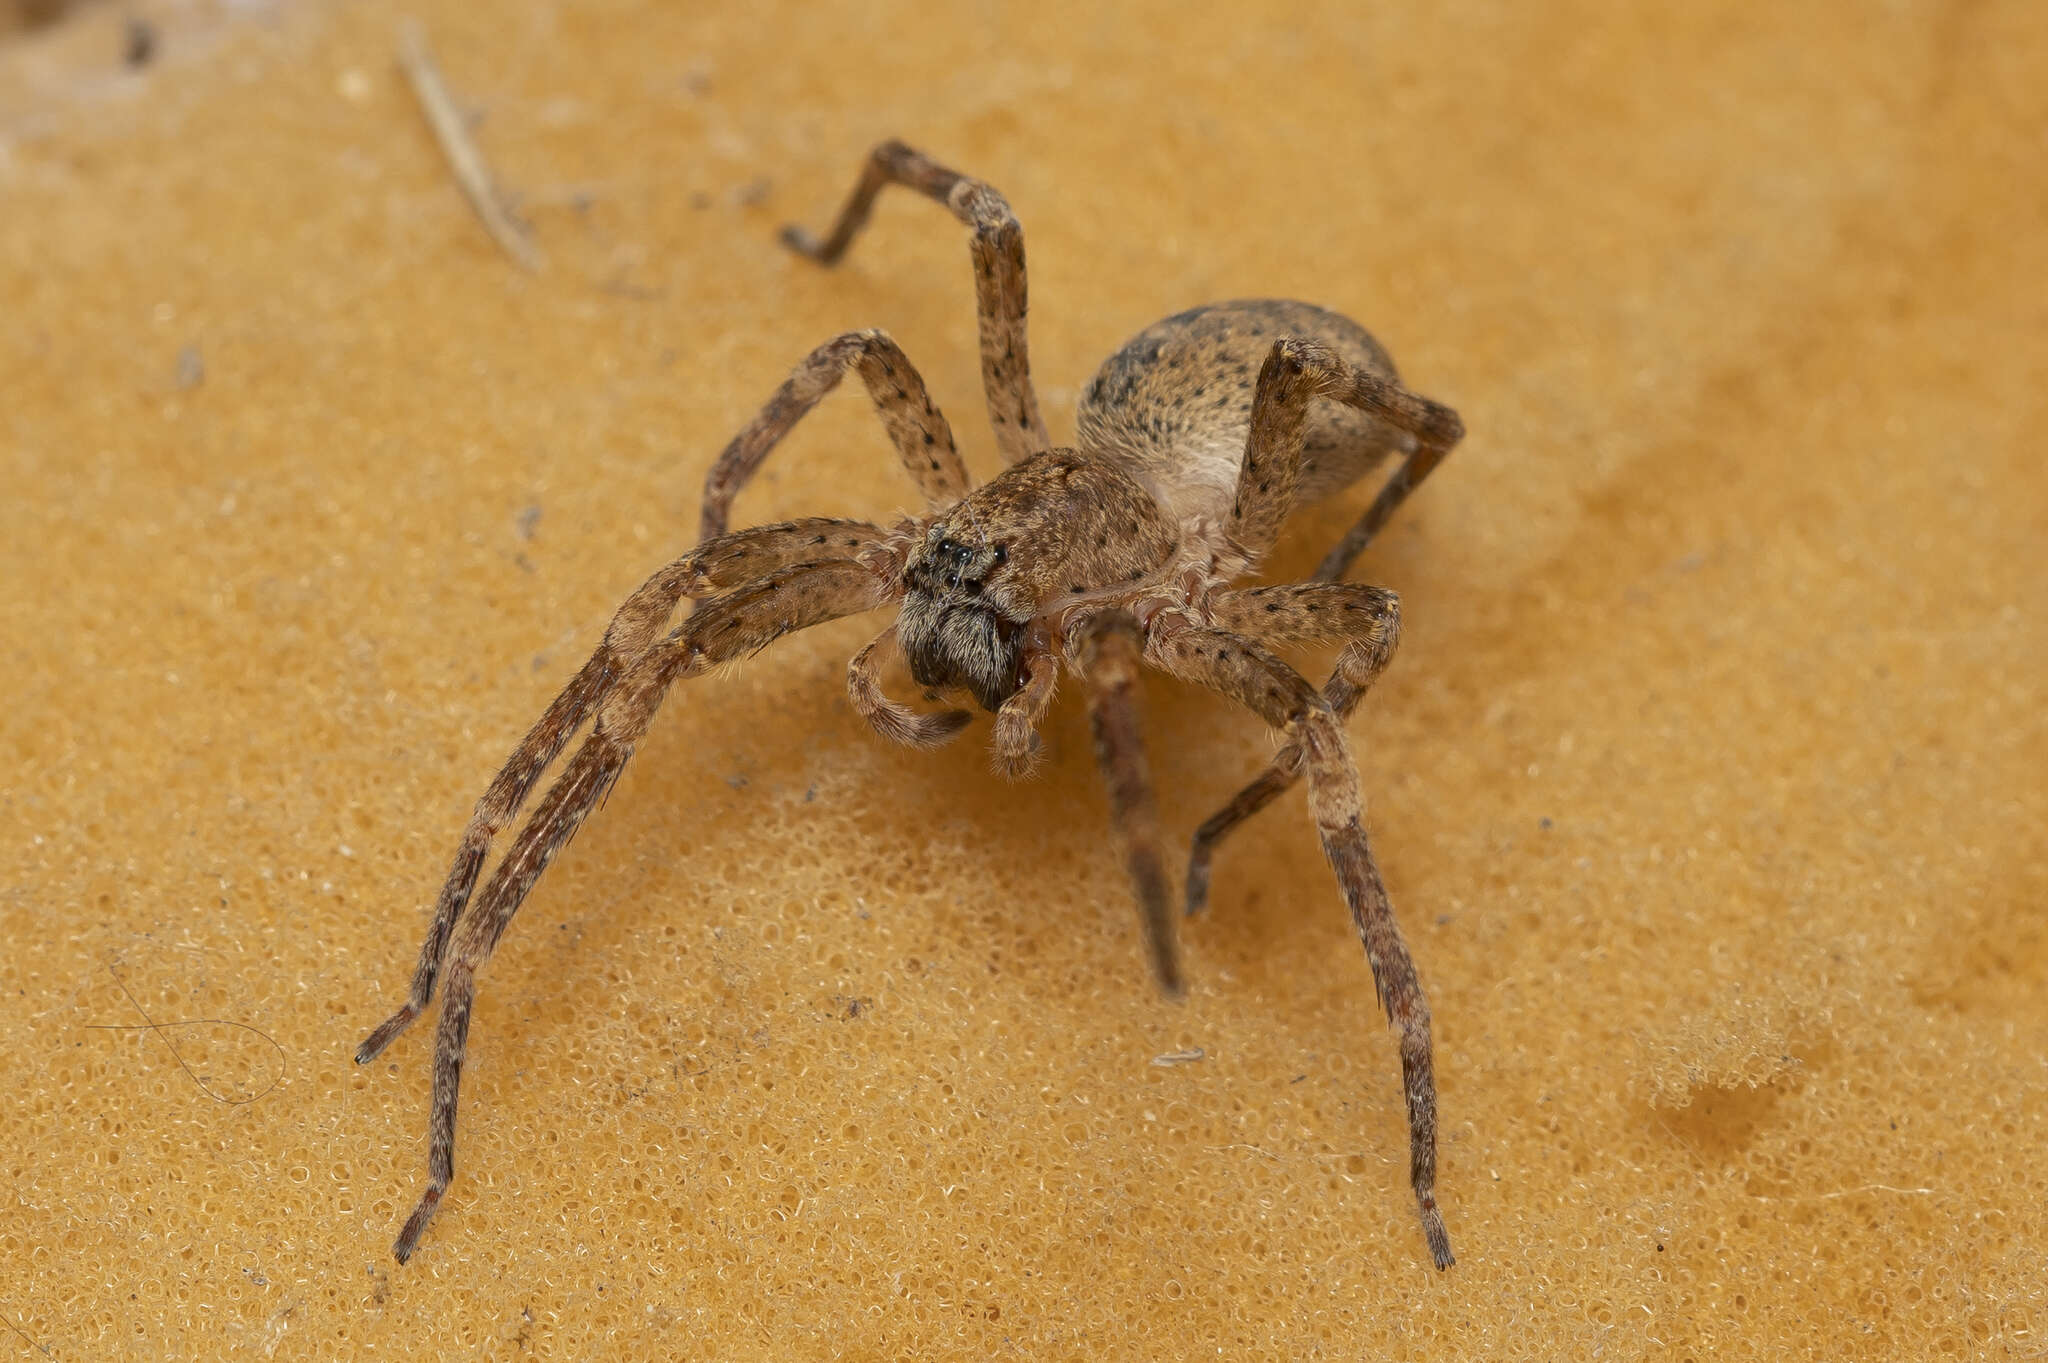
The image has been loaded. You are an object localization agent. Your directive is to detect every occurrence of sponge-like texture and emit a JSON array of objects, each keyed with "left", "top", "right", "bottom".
[{"left": 2, "top": 1, "right": 2043, "bottom": 1358}]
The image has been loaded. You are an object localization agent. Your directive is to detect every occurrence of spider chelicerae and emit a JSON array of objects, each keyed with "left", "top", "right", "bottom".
[{"left": 356, "top": 141, "right": 1465, "bottom": 1268}]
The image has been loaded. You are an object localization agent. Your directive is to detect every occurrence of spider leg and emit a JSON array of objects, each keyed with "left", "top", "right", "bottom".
[
  {"left": 991, "top": 637, "right": 1058, "bottom": 779},
  {"left": 1183, "top": 583, "right": 1400, "bottom": 916},
  {"left": 1069, "top": 611, "right": 1182, "bottom": 997},
  {"left": 390, "top": 557, "right": 896, "bottom": 1263},
  {"left": 699, "top": 329, "right": 970, "bottom": 540},
  {"left": 354, "top": 518, "right": 889, "bottom": 1065},
  {"left": 1311, "top": 397, "right": 1464, "bottom": 585},
  {"left": 1226, "top": 337, "right": 1463, "bottom": 574},
  {"left": 848, "top": 621, "right": 972, "bottom": 748},
  {"left": 1147, "top": 621, "right": 1450, "bottom": 1269},
  {"left": 782, "top": 140, "right": 1049, "bottom": 464}
]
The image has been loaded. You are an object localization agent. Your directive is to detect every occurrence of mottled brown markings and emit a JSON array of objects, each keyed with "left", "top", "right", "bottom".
[
  {"left": 782, "top": 139, "right": 1049, "bottom": 464},
  {"left": 370, "top": 560, "right": 892, "bottom": 1264},
  {"left": 1148, "top": 620, "right": 1448, "bottom": 1267},
  {"left": 1185, "top": 584, "right": 1400, "bottom": 916},
  {"left": 697, "top": 330, "right": 967, "bottom": 541},
  {"left": 363, "top": 141, "right": 1463, "bottom": 1270}
]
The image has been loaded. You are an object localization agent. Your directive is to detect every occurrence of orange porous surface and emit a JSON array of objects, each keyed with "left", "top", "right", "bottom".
[{"left": 2, "top": 1, "right": 2042, "bottom": 1357}]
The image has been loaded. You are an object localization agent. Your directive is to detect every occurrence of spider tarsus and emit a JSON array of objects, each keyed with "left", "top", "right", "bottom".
[
  {"left": 922, "top": 708, "right": 974, "bottom": 744},
  {"left": 354, "top": 1004, "right": 418, "bottom": 1065},
  {"left": 1151, "top": 948, "right": 1187, "bottom": 1002},
  {"left": 392, "top": 1186, "right": 442, "bottom": 1264},
  {"left": 990, "top": 740, "right": 1041, "bottom": 782},
  {"left": 1421, "top": 1200, "right": 1454, "bottom": 1270},
  {"left": 778, "top": 223, "right": 829, "bottom": 262},
  {"left": 1130, "top": 837, "right": 1184, "bottom": 999},
  {"left": 1182, "top": 850, "right": 1214, "bottom": 918}
]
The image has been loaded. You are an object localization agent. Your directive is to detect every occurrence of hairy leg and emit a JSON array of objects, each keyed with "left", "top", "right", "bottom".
[
  {"left": 699, "top": 328, "right": 970, "bottom": 540},
  {"left": 1226, "top": 337, "right": 1463, "bottom": 572},
  {"left": 1182, "top": 582, "right": 1400, "bottom": 915},
  {"left": 848, "top": 621, "right": 972, "bottom": 748},
  {"left": 1069, "top": 611, "right": 1182, "bottom": 997},
  {"left": 355, "top": 518, "right": 892, "bottom": 1066},
  {"left": 382, "top": 557, "right": 894, "bottom": 1262},
  {"left": 992, "top": 638, "right": 1058, "bottom": 778},
  {"left": 782, "top": 140, "right": 1049, "bottom": 465},
  {"left": 1147, "top": 621, "right": 1450, "bottom": 1269},
  {"left": 1312, "top": 398, "right": 1463, "bottom": 582}
]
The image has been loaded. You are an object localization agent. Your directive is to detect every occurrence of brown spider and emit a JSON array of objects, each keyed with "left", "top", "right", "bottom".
[{"left": 356, "top": 141, "right": 1465, "bottom": 1268}]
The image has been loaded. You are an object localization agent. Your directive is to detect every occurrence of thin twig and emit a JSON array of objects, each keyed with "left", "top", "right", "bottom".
[{"left": 396, "top": 19, "right": 545, "bottom": 272}]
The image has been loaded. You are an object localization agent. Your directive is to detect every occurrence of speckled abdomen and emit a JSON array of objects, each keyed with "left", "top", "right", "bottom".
[{"left": 1076, "top": 299, "right": 1417, "bottom": 535}]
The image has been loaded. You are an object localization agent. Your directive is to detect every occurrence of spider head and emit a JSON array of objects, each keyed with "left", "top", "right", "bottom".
[{"left": 896, "top": 532, "right": 1028, "bottom": 712}]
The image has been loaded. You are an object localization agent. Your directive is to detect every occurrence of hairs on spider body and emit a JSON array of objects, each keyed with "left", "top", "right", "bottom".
[{"left": 357, "top": 140, "right": 1466, "bottom": 1271}]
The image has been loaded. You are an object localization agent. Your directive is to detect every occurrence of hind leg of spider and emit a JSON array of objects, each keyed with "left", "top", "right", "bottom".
[
  {"left": 781, "top": 139, "right": 1049, "bottom": 464},
  {"left": 1182, "top": 582, "right": 1400, "bottom": 916},
  {"left": 1224, "top": 336, "right": 1461, "bottom": 578},
  {"left": 1309, "top": 393, "right": 1462, "bottom": 584},
  {"left": 1147, "top": 621, "right": 1450, "bottom": 1269},
  {"left": 354, "top": 518, "right": 896, "bottom": 1066},
  {"left": 699, "top": 328, "right": 970, "bottom": 539},
  {"left": 389, "top": 557, "right": 897, "bottom": 1262}
]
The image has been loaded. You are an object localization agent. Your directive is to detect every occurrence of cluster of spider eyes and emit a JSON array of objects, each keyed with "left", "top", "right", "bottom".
[{"left": 932, "top": 538, "right": 1007, "bottom": 594}]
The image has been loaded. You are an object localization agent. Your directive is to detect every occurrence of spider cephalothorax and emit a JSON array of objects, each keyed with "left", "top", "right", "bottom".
[
  {"left": 358, "top": 140, "right": 1466, "bottom": 1271},
  {"left": 897, "top": 452, "right": 1178, "bottom": 710}
]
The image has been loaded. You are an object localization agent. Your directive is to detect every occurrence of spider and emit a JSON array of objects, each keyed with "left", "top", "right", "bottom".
[{"left": 356, "top": 141, "right": 1465, "bottom": 1268}]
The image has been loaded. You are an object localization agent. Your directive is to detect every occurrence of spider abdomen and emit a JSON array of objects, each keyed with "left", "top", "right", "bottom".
[{"left": 1077, "top": 299, "right": 1418, "bottom": 539}]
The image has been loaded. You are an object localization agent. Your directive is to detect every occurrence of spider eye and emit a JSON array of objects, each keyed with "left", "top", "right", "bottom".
[{"left": 991, "top": 545, "right": 1009, "bottom": 567}]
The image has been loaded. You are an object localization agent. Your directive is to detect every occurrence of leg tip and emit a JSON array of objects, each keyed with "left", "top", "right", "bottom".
[
  {"left": 1150, "top": 950, "right": 1187, "bottom": 1002},
  {"left": 1420, "top": 1200, "right": 1454, "bottom": 1270},
  {"left": 354, "top": 1004, "right": 419, "bottom": 1065},
  {"left": 778, "top": 224, "right": 826, "bottom": 261},
  {"left": 392, "top": 1186, "right": 443, "bottom": 1265}
]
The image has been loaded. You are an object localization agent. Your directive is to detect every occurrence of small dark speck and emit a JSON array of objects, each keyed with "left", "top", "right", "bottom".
[
  {"left": 733, "top": 177, "right": 772, "bottom": 207},
  {"left": 1435, "top": 913, "right": 1453, "bottom": 926},
  {"left": 516, "top": 504, "right": 543, "bottom": 541},
  {"left": 125, "top": 16, "right": 157, "bottom": 67},
  {"left": 1656, "top": 1243, "right": 1665, "bottom": 1252},
  {"left": 1539, "top": 817, "right": 1553, "bottom": 830},
  {"left": 174, "top": 345, "right": 204, "bottom": 390},
  {"left": 804, "top": 785, "right": 817, "bottom": 803},
  {"left": 726, "top": 772, "right": 749, "bottom": 790},
  {"left": 1290, "top": 1074, "right": 1307, "bottom": 1084}
]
